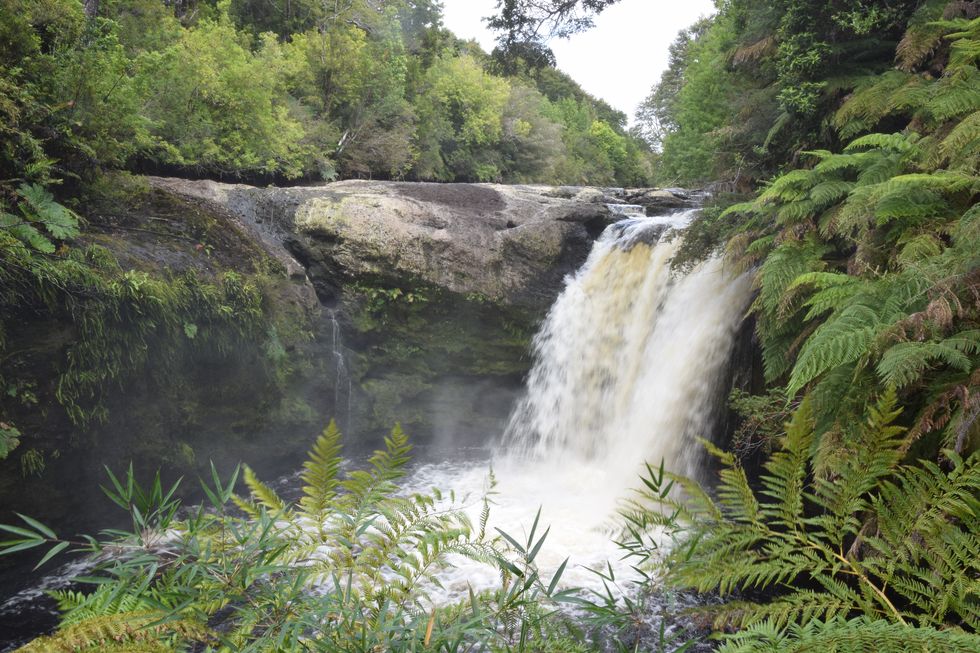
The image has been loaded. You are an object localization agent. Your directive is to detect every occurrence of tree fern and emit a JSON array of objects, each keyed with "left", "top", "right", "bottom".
[
  {"left": 788, "top": 304, "right": 882, "bottom": 395},
  {"left": 877, "top": 331, "right": 980, "bottom": 388},
  {"left": 834, "top": 71, "right": 917, "bottom": 139},
  {"left": 896, "top": 0, "right": 951, "bottom": 71},
  {"left": 946, "top": 16, "right": 980, "bottom": 68},
  {"left": 926, "top": 65, "right": 980, "bottom": 123},
  {"left": 662, "top": 7, "right": 980, "bottom": 649},
  {"left": 896, "top": 233, "right": 944, "bottom": 267},
  {"left": 940, "top": 109, "right": 980, "bottom": 169}
]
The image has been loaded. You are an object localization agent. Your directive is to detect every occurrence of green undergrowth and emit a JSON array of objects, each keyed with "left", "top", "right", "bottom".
[
  {"left": 626, "top": 390, "right": 980, "bottom": 652},
  {"left": 4, "top": 399, "right": 977, "bottom": 652},
  {"left": 0, "top": 422, "right": 658, "bottom": 652},
  {"left": 0, "top": 177, "right": 314, "bottom": 469},
  {"left": 661, "top": 4, "right": 980, "bottom": 462}
]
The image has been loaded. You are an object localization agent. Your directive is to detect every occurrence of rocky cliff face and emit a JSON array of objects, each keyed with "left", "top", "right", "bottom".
[
  {"left": 150, "top": 177, "right": 696, "bottom": 310},
  {"left": 148, "top": 177, "right": 699, "bottom": 443},
  {"left": 1, "top": 176, "right": 700, "bottom": 613},
  {"left": 0, "top": 180, "right": 333, "bottom": 574}
]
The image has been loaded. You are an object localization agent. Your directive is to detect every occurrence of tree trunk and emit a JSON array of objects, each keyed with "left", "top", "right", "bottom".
[{"left": 83, "top": 0, "right": 98, "bottom": 18}]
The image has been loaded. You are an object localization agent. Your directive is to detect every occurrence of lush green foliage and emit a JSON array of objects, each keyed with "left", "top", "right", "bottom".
[
  {"left": 722, "top": 9, "right": 980, "bottom": 454},
  {"left": 0, "top": 0, "right": 655, "bottom": 466},
  {"left": 0, "top": 424, "right": 609, "bottom": 652},
  {"left": 0, "top": 174, "right": 307, "bottom": 469},
  {"left": 637, "top": 0, "right": 928, "bottom": 186},
  {"left": 0, "top": 0, "right": 651, "bottom": 186},
  {"left": 636, "top": 2, "right": 980, "bottom": 650},
  {"left": 622, "top": 393, "right": 980, "bottom": 652},
  {"left": 660, "top": 2, "right": 979, "bottom": 457}
]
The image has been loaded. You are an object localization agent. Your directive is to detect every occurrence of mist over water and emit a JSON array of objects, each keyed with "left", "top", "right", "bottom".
[
  {"left": 0, "top": 210, "right": 754, "bottom": 643},
  {"left": 384, "top": 209, "right": 754, "bottom": 597}
]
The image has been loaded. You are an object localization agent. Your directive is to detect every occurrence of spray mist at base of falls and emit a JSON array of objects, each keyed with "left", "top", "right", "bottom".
[
  {"left": 348, "top": 209, "right": 753, "bottom": 600},
  {"left": 0, "top": 209, "right": 754, "bottom": 647}
]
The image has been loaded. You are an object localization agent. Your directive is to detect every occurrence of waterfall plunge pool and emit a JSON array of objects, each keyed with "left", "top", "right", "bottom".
[{"left": 1, "top": 209, "right": 751, "bottom": 650}]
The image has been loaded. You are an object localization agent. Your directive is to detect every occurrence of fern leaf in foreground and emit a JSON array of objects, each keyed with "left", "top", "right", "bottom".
[
  {"left": 718, "top": 616, "right": 980, "bottom": 653},
  {"left": 299, "top": 419, "right": 343, "bottom": 517},
  {"left": 241, "top": 463, "right": 286, "bottom": 514},
  {"left": 16, "top": 612, "right": 204, "bottom": 652},
  {"left": 654, "top": 392, "right": 979, "bottom": 640}
]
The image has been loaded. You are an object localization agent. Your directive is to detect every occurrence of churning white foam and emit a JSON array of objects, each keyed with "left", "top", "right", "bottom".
[{"left": 388, "top": 210, "right": 754, "bottom": 599}]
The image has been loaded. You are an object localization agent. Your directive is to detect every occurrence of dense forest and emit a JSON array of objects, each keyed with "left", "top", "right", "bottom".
[
  {"left": 0, "top": 0, "right": 652, "bottom": 188},
  {"left": 637, "top": 0, "right": 980, "bottom": 650},
  {"left": 1, "top": 0, "right": 978, "bottom": 652}
]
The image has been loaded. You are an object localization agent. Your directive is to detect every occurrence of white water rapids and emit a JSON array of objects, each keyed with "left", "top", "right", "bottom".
[
  {"left": 0, "top": 209, "right": 753, "bottom": 647},
  {"left": 388, "top": 209, "right": 754, "bottom": 598}
]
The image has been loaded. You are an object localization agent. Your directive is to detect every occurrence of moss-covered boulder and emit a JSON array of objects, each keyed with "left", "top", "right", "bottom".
[{"left": 152, "top": 178, "right": 633, "bottom": 308}]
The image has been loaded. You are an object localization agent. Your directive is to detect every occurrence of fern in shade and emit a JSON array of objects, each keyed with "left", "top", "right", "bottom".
[
  {"left": 1, "top": 423, "right": 576, "bottom": 651},
  {"left": 627, "top": 391, "right": 980, "bottom": 651},
  {"left": 720, "top": 7, "right": 980, "bottom": 454}
]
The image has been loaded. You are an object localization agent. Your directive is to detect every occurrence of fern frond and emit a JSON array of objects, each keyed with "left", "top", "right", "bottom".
[
  {"left": 52, "top": 585, "right": 164, "bottom": 627},
  {"left": 788, "top": 304, "right": 882, "bottom": 395},
  {"left": 875, "top": 187, "right": 950, "bottom": 225},
  {"left": 897, "top": 233, "right": 944, "bottom": 268},
  {"left": 755, "top": 238, "right": 829, "bottom": 319},
  {"left": 834, "top": 72, "right": 918, "bottom": 139},
  {"left": 718, "top": 617, "right": 980, "bottom": 653},
  {"left": 941, "top": 110, "right": 980, "bottom": 169},
  {"left": 17, "top": 612, "right": 204, "bottom": 652},
  {"left": 809, "top": 180, "right": 854, "bottom": 208},
  {"left": 896, "top": 0, "right": 951, "bottom": 71},
  {"left": 299, "top": 419, "right": 344, "bottom": 518},
  {"left": 877, "top": 332, "right": 980, "bottom": 388},
  {"left": 845, "top": 131, "right": 922, "bottom": 155},
  {"left": 758, "top": 169, "right": 816, "bottom": 204},
  {"left": 369, "top": 423, "right": 413, "bottom": 484},
  {"left": 242, "top": 464, "right": 286, "bottom": 514},
  {"left": 926, "top": 66, "right": 980, "bottom": 122},
  {"left": 758, "top": 397, "right": 813, "bottom": 528}
]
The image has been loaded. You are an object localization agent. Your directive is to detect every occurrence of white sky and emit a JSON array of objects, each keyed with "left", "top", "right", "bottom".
[{"left": 441, "top": 0, "right": 717, "bottom": 121}]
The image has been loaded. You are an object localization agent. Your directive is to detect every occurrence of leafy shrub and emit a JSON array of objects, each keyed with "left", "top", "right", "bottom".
[
  {"left": 624, "top": 391, "right": 980, "bottom": 652},
  {"left": 1, "top": 422, "right": 581, "bottom": 651}
]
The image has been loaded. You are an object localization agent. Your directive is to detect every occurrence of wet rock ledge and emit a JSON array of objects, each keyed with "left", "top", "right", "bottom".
[{"left": 150, "top": 177, "right": 696, "bottom": 310}]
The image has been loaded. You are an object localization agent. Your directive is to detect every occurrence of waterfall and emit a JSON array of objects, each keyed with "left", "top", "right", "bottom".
[
  {"left": 399, "top": 208, "right": 755, "bottom": 598},
  {"left": 502, "top": 209, "right": 753, "bottom": 483},
  {"left": 327, "top": 309, "right": 353, "bottom": 434},
  {"left": 0, "top": 209, "right": 757, "bottom": 644}
]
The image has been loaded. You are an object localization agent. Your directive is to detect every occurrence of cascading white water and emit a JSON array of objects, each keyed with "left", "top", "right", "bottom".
[
  {"left": 396, "top": 208, "right": 754, "bottom": 598},
  {"left": 504, "top": 209, "right": 753, "bottom": 482},
  {"left": 0, "top": 207, "right": 754, "bottom": 648}
]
